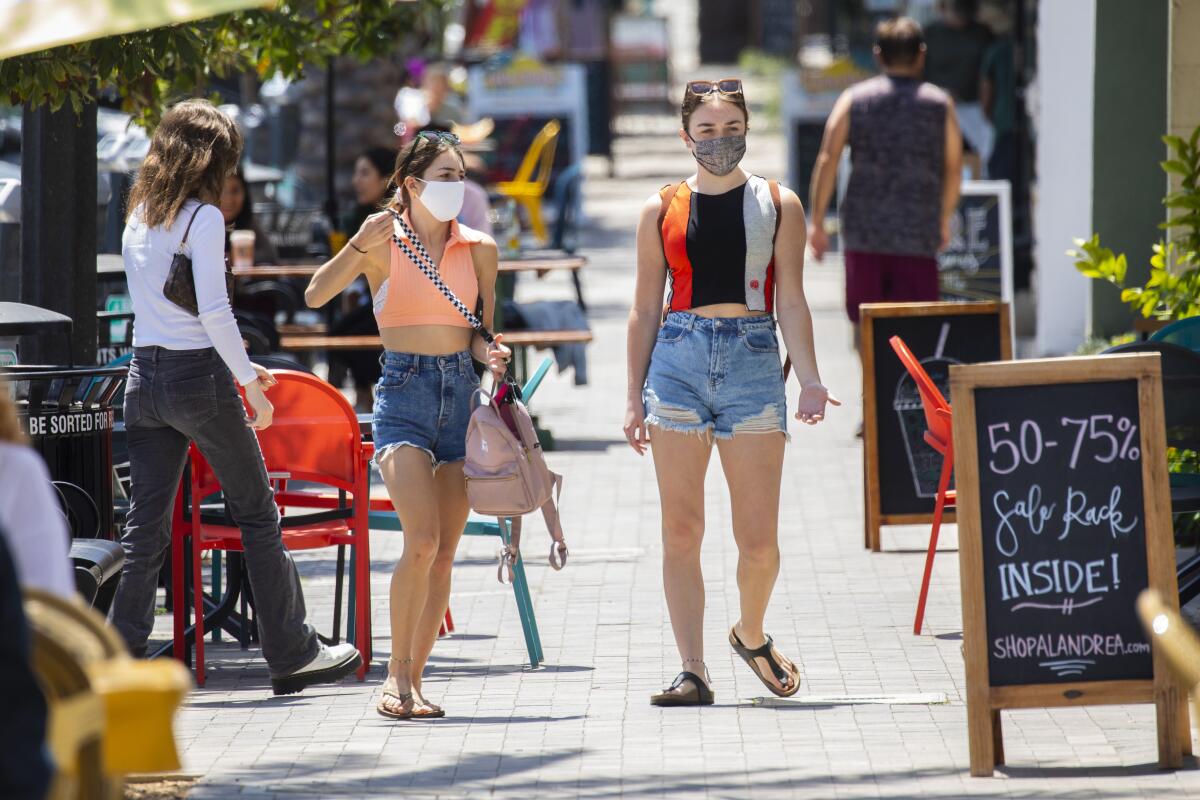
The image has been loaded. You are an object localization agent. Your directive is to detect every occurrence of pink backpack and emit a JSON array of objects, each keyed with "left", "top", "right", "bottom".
[
  {"left": 464, "top": 381, "right": 568, "bottom": 582},
  {"left": 387, "top": 211, "right": 568, "bottom": 581}
]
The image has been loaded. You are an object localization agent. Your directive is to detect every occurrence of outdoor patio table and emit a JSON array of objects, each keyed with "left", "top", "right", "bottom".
[{"left": 231, "top": 253, "right": 586, "bottom": 278}]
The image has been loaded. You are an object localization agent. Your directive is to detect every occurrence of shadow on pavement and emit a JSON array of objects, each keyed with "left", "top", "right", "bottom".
[{"left": 194, "top": 750, "right": 1193, "bottom": 799}]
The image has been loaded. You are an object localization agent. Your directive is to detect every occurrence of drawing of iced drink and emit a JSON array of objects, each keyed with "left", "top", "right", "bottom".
[{"left": 893, "top": 322, "right": 961, "bottom": 498}]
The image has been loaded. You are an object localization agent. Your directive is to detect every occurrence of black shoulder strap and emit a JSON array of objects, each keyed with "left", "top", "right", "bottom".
[
  {"left": 178, "top": 203, "right": 206, "bottom": 249},
  {"left": 465, "top": 233, "right": 486, "bottom": 318},
  {"left": 768, "top": 179, "right": 782, "bottom": 239},
  {"left": 772, "top": 178, "right": 793, "bottom": 381}
]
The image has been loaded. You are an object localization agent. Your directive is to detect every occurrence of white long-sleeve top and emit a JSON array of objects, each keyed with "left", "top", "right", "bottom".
[
  {"left": 0, "top": 442, "right": 74, "bottom": 598},
  {"left": 122, "top": 200, "right": 257, "bottom": 386}
]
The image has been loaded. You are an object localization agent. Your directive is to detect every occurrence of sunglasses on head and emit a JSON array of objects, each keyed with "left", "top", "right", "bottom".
[
  {"left": 415, "top": 130, "right": 460, "bottom": 145},
  {"left": 399, "top": 130, "right": 462, "bottom": 175},
  {"left": 685, "top": 78, "right": 743, "bottom": 97}
]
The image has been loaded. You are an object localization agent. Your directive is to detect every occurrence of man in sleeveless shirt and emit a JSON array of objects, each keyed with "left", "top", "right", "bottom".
[{"left": 807, "top": 17, "right": 963, "bottom": 345}]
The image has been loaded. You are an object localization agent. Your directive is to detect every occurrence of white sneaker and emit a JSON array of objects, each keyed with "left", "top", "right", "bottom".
[{"left": 271, "top": 642, "right": 362, "bottom": 695}]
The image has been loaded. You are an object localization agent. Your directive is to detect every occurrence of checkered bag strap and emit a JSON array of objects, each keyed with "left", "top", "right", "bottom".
[{"left": 388, "top": 209, "right": 495, "bottom": 345}]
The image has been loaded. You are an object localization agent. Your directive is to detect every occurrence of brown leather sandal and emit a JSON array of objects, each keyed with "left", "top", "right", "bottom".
[
  {"left": 729, "top": 627, "right": 801, "bottom": 698},
  {"left": 377, "top": 690, "right": 414, "bottom": 720},
  {"left": 650, "top": 672, "right": 715, "bottom": 706},
  {"left": 378, "top": 657, "right": 446, "bottom": 720},
  {"left": 377, "top": 690, "right": 445, "bottom": 720}
]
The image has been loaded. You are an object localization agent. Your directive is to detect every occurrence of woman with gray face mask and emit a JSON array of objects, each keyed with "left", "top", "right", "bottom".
[{"left": 623, "top": 79, "right": 838, "bottom": 706}]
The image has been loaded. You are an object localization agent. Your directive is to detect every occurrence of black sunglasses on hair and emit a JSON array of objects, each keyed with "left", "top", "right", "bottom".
[
  {"left": 415, "top": 130, "right": 460, "bottom": 145},
  {"left": 397, "top": 130, "right": 462, "bottom": 177},
  {"left": 685, "top": 78, "right": 743, "bottom": 97}
]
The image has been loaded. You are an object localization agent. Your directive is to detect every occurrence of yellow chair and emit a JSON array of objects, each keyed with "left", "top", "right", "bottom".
[
  {"left": 494, "top": 119, "right": 561, "bottom": 244},
  {"left": 1136, "top": 589, "right": 1200, "bottom": 727},
  {"left": 24, "top": 589, "right": 193, "bottom": 798}
]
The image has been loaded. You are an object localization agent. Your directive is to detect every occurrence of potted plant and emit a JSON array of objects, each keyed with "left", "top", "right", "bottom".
[{"left": 1071, "top": 129, "right": 1200, "bottom": 321}]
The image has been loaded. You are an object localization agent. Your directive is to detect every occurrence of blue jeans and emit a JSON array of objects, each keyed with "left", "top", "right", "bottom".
[
  {"left": 643, "top": 312, "right": 788, "bottom": 440},
  {"left": 372, "top": 350, "right": 479, "bottom": 468}
]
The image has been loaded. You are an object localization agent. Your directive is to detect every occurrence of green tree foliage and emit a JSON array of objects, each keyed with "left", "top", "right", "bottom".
[
  {"left": 0, "top": 0, "right": 449, "bottom": 128},
  {"left": 1071, "top": 127, "right": 1200, "bottom": 321}
]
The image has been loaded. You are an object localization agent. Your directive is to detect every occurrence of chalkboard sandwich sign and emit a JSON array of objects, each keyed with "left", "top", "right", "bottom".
[
  {"left": 861, "top": 301, "right": 1012, "bottom": 551},
  {"left": 949, "top": 352, "right": 1186, "bottom": 776}
]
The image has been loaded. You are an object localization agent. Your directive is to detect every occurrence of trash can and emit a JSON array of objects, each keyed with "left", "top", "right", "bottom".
[
  {"left": 0, "top": 301, "right": 75, "bottom": 366},
  {"left": 5, "top": 365, "right": 126, "bottom": 539}
]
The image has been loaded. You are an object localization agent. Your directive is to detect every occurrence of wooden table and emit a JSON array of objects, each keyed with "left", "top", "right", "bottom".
[
  {"left": 235, "top": 252, "right": 588, "bottom": 311},
  {"left": 232, "top": 263, "right": 319, "bottom": 279},
  {"left": 232, "top": 254, "right": 586, "bottom": 279},
  {"left": 279, "top": 330, "right": 593, "bottom": 351}
]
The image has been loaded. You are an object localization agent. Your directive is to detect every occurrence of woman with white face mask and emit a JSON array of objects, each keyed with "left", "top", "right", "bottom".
[
  {"left": 306, "top": 131, "right": 510, "bottom": 720},
  {"left": 624, "top": 80, "right": 838, "bottom": 706}
]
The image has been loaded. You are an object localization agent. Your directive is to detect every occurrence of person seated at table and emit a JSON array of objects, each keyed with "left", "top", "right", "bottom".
[
  {"left": 219, "top": 166, "right": 278, "bottom": 265},
  {"left": 341, "top": 147, "right": 397, "bottom": 235},
  {"left": 329, "top": 147, "right": 397, "bottom": 411},
  {"left": 460, "top": 151, "right": 494, "bottom": 236},
  {"left": 0, "top": 387, "right": 74, "bottom": 599},
  {"left": 112, "top": 99, "right": 361, "bottom": 694},
  {"left": 305, "top": 130, "right": 510, "bottom": 720}
]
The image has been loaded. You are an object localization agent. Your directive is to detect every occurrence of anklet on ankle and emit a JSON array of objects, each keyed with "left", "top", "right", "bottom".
[{"left": 682, "top": 658, "right": 710, "bottom": 682}]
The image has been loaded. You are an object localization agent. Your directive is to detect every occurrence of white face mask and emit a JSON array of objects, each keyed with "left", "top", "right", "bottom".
[{"left": 413, "top": 178, "right": 465, "bottom": 222}]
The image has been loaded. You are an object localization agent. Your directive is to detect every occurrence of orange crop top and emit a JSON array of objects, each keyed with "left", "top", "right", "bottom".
[{"left": 373, "top": 212, "right": 487, "bottom": 329}]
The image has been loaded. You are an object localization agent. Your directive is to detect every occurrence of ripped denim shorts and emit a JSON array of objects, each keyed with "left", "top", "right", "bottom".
[
  {"left": 643, "top": 312, "right": 788, "bottom": 440},
  {"left": 372, "top": 350, "right": 479, "bottom": 468}
]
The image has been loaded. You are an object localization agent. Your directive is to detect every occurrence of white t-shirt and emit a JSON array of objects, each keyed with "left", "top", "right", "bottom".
[
  {"left": 122, "top": 200, "right": 257, "bottom": 386},
  {"left": 0, "top": 442, "right": 74, "bottom": 598}
]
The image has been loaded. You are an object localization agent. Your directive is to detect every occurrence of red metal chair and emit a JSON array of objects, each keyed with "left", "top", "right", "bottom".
[
  {"left": 889, "top": 335, "right": 955, "bottom": 636},
  {"left": 172, "top": 370, "right": 372, "bottom": 684}
]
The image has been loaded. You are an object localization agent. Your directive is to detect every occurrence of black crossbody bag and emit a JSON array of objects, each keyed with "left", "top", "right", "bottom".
[{"left": 163, "top": 203, "right": 236, "bottom": 316}]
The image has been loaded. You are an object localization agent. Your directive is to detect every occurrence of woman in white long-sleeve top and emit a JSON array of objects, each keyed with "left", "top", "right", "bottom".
[{"left": 109, "top": 100, "right": 361, "bottom": 695}]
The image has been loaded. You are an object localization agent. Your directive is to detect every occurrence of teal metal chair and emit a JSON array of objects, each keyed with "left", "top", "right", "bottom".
[
  {"left": 360, "top": 357, "right": 554, "bottom": 667},
  {"left": 1150, "top": 317, "right": 1200, "bottom": 352}
]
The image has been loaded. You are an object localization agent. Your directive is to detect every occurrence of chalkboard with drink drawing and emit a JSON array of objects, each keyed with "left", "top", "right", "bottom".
[
  {"left": 949, "top": 353, "right": 1186, "bottom": 776},
  {"left": 860, "top": 301, "right": 1011, "bottom": 551}
]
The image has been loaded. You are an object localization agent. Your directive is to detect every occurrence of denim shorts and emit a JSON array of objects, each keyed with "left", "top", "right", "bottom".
[
  {"left": 643, "top": 312, "right": 788, "bottom": 440},
  {"left": 372, "top": 350, "right": 480, "bottom": 468}
]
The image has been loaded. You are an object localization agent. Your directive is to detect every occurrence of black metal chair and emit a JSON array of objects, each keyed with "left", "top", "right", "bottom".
[
  {"left": 53, "top": 480, "right": 124, "bottom": 613},
  {"left": 235, "top": 279, "right": 301, "bottom": 325}
]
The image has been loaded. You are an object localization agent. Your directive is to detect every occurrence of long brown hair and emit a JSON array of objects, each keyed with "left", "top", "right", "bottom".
[
  {"left": 681, "top": 87, "right": 750, "bottom": 136},
  {"left": 0, "top": 385, "right": 25, "bottom": 444},
  {"left": 126, "top": 99, "right": 244, "bottom": 229},
  {"left": 386, "top": 134, "right": 465, "bottom": 214}
]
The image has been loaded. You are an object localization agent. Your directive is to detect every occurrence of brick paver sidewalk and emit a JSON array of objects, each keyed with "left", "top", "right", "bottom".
[{"left": 162, "top": 114, "right": 1200, "bottom": 799}]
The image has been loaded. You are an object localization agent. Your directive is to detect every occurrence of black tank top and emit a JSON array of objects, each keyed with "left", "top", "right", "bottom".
[{"left": 684, "top": 182, "right": 747, "bottom": 308}]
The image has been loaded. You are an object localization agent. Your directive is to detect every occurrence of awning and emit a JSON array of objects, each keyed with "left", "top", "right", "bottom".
[{"left": 0, "top": 0, "right": 277, "bottom": 60}]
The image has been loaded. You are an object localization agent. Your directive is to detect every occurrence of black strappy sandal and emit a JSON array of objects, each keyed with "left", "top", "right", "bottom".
[
  {"left": 650, "top": 671, "right": 715, "bottom": 706},
  {"left": 729, "top": 627, "right": 801, "bottom": 698}
]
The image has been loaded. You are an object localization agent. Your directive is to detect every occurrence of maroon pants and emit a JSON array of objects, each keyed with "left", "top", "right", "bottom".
[{"left": 844, "top": 250, "right": 940, "bottom": 323}]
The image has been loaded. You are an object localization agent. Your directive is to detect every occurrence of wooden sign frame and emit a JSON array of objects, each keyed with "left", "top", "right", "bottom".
[
  {"left": 950, "top": 353, "right": 1186, "bottom": 776},
  {"left": 861, "top": 301, "right": 1012, "bottom": 551}
]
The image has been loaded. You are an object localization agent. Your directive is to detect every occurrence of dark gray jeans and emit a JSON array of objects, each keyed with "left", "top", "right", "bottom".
[{"left": 110, "top": 346, "right": 318, "bottom": 676}]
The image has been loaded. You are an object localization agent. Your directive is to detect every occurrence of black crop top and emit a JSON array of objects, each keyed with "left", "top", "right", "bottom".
[{"left": 684, "top": 183, "right": 748, "bottom": 308}]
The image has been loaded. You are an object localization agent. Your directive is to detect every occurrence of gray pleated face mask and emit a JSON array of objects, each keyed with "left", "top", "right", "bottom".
[{"left": 688, "top": 134, "right": 747, "bottom": 176}]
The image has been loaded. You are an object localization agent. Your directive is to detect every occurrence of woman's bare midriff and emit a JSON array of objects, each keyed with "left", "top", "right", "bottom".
[
  {"left": 380, "top": 325, "right": 474, "bottom": 355},
  {"left": 687, "top": 304, "right": 771, "bottom": 319}
]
